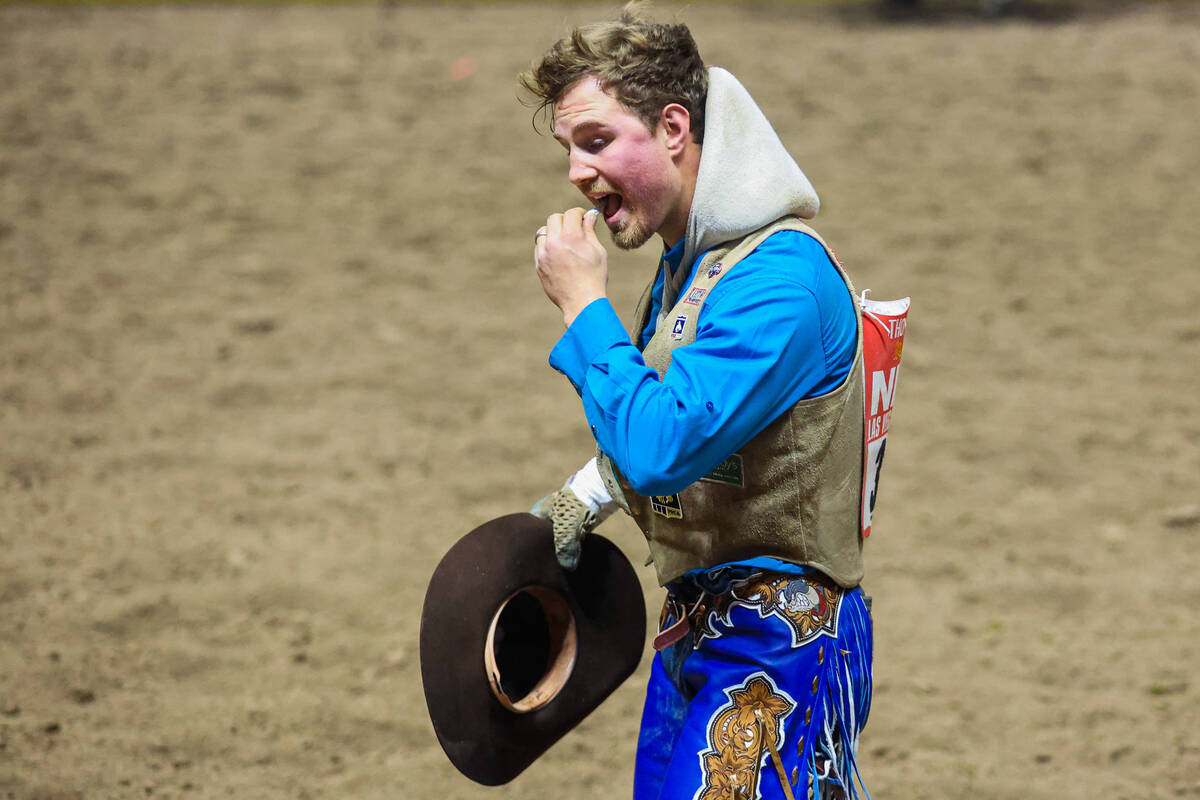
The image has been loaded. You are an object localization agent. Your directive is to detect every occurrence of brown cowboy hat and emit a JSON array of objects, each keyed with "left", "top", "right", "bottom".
[{"left": 419, "top": 512, "right": 646, "bottom": 786}]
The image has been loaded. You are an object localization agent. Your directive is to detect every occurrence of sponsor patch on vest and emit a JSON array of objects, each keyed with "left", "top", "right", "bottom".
[
  {"left": 651, "top": 494, "right": 683, "bottom": 519},
  {"left": 701, "top": 453, "right": 744, "bottom": 487},
  {"left": 683, "top": 287, "right": 707, "bottom": 305},
  {"left": 707, "top": 262, "right": 723, "bottom": 279},
  {"left": 670, "top": 314, "right": 687, "bottom": 340}
]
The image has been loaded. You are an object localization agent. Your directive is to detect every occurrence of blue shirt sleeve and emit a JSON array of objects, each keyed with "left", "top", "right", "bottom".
[{"left": 548, "top": 230, "right": 857, "bottom": 497}]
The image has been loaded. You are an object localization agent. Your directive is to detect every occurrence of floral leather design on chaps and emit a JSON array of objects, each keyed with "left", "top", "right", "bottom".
[{"left": 697, "top": 673, "right": 795, "bottom": 800}]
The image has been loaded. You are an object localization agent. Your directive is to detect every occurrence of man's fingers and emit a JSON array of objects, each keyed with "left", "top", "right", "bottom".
[
  {"left": 533, "top": 225, "right": 548, "bottom": 270},
  {"left": 562, "top": 207, "right": 584, "bottom": 230},
  {"left": 540, "top": 207, "right": 602, "bottom": 263}
]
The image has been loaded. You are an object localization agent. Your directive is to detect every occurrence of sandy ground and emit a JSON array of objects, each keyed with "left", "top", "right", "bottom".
[{"left": 1, "top": 1, "right": 1199, "bottom": 798}]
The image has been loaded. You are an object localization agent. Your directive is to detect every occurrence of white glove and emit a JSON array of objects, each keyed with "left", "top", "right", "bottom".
[{"left": 531, "top": 458, "right": 618, "bottom": 570}]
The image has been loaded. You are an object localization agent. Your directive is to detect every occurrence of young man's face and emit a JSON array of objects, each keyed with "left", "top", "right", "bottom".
[{"left": 553, "top": 76, "right": 687, "bottom": 250}]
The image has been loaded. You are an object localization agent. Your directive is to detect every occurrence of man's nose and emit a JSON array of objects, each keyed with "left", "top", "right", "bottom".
[{"left": 568, "top": 152, "right": 598, "bottom": 187}]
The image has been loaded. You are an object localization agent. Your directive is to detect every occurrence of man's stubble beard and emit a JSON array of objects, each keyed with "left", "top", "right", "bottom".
[{"left": 611, "top": 216, "right": 654, "bottom": 251}]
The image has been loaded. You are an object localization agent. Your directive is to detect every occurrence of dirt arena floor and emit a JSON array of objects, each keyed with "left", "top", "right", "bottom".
[{"left": 2, "top": 1, "right": 1198, "bottom": 797}]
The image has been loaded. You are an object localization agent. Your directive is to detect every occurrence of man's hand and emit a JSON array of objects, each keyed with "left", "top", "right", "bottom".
[
  {"left": 530, "top": 487, "right": 598, "bottom": 571},
  {"left": 534, "top": 207, "right": 607, "bottom": 327}
]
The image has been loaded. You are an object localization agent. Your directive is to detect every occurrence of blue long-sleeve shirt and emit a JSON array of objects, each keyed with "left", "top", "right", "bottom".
[{"left": 549, "top": 229, "right": 858, "bottom": 499}]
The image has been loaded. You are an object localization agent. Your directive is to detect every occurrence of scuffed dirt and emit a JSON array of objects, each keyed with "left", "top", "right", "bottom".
[{"left": 1, "top": 3, "right": 1198, "bottom": 798}]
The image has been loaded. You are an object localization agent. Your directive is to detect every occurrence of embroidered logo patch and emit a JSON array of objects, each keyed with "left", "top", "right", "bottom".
[
  {"left": 696, "top": 672, "right": 795, "bottom": 800},
  {"left": 651, "top": 494, "right": 683, "bottom": 519},
  {"left": 701, "top": 453, "right": 744, "bottom": 487},
  {"left": 707, "top": 262, "right": 723, "bottom": 279},
  {"left": 671, "top": 315, "right": 687, "bottom": 341},
  {"left": 683, "top": 287, "right": 707, "bottom": 305}
]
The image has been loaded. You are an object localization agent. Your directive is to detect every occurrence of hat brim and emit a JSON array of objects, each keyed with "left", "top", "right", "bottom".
[{"left": 420, "top": 513, "right": 646, "bottom": 786}]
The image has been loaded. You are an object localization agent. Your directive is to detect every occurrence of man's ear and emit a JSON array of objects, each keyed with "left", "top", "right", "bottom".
[{"left": 659, "top": 103, "right": 693, "bottom": 157}]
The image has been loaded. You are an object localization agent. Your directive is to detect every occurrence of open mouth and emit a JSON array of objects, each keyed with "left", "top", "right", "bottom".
[{"left": 594, "top": 193, "right": 623, "bottom": 223}]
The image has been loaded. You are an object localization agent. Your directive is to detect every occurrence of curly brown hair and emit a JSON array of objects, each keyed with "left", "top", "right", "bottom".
[{"left": 519, "top": 2, "right": 708, "bottom": 144}]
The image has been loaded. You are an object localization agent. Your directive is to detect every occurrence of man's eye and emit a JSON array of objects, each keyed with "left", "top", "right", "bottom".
[{"left": 585, "top": 137, "right": 608, "bottom": 153}]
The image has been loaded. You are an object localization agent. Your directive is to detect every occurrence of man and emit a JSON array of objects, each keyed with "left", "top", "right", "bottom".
[{"left": 522, "top": 8, "right": 873, "bottom": 799}]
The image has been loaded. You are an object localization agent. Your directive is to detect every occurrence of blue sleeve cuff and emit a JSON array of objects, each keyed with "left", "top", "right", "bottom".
[{"left": 548, "top": 298, "right": 631, "bottom": 389}]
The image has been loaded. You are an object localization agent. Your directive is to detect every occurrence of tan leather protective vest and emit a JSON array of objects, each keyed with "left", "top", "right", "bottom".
[{"left": 598, "top": 218, "right": 866, "bottom": 587}]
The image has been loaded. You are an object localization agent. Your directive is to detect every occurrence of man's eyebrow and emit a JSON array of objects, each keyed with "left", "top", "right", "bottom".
[{"left": 552, "top": 120, "right": 606, "bottom": 146}]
